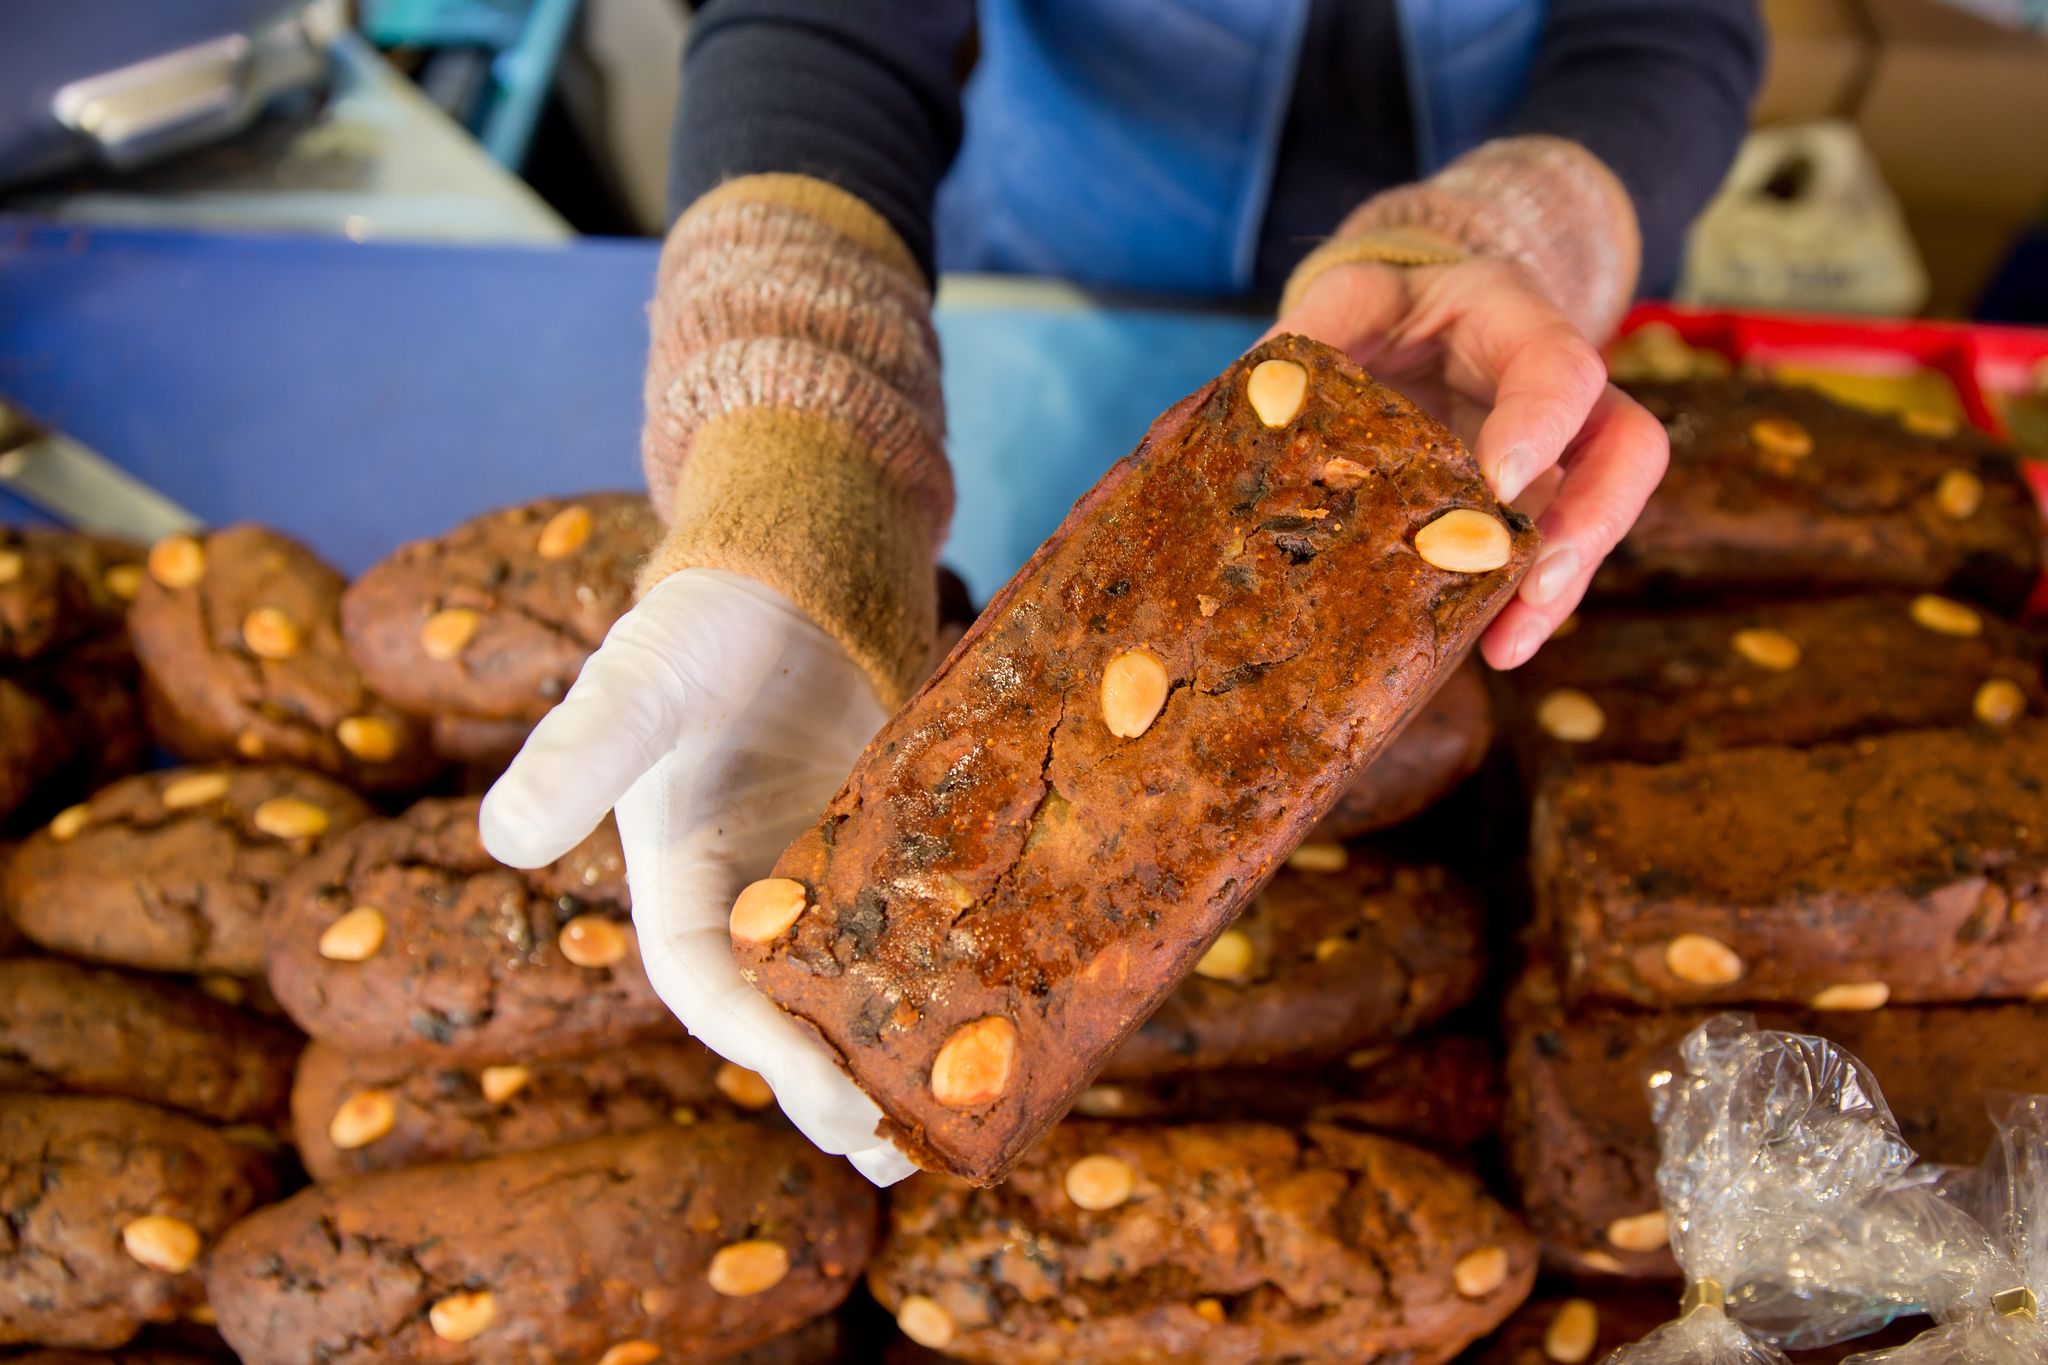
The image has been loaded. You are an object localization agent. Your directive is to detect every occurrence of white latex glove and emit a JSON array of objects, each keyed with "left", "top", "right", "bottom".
[{"left": 479, "top": 568, "right": 916, "bottom": 1185}]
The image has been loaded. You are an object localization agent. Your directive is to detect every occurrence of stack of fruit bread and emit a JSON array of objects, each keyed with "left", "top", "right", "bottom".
[{"left": 1, "top": 330, "right": 2045, "bottom": 1363}]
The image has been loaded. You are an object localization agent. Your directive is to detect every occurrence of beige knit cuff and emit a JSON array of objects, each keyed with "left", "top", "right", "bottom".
[
  {"left": 1289, "top": 136, "right": 1643, "bottom": 341},
  {"left": 638, "top": 409, "right": 939, "bottom": 708}
]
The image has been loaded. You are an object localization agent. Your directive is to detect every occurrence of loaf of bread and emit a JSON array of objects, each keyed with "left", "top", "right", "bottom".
[
  {"left": 1098, "top": 845, "right": 1483, "bottom": 1078},
  {"left": 290, "top": 1036, "right": 779, "bottom": 1180},
  {"left": 734, "top": 335, "right": 1535, "bottom": 1183},
  {"left": 1598, "top": 377, "right": 2042, "bottom": 609},
  {"left": 1074, "top": 1032, "right": 1502, "bottom": 1150},
  {"left": 869, "top": 1120, "right": 1535, "bottom": 1364},
  {"left": 0, "top": 957, "right": 297, "bottom": 1126},
  {"left": 266, "top": 796, "right": 675, "bottom": 1059},
  {"left": 1533, "top": 719, "right": 2048, "bottom": 1007},
  {"left": 207, "top": 1123, "right": 875, "bottom": 1364},
  {"left": 0, "top": 1096, "right": 273, "bottom": 1349},
  {"left": 1504, "top": 968, "right": 2048, "bottom": 1280},
  {"left": 1312, "top": 659, "right": 1492, "bottom": 837},
  {"left": 1505, "top": 592, "right": 2048, "bottom": 772}
]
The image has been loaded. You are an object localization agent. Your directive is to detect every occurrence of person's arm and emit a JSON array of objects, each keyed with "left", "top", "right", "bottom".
[
  {"left": 643, "top": 0, "right": 973, "bottom": 704},
  {"left": 1273, "top": 1, "right": 1761, "bottom": 669}
]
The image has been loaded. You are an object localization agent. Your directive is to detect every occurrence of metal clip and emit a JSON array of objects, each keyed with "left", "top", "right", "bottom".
[
  {"left": 1993, "top": 1285, "right": 2038, "bottom": 1320},
  {"left": 1680, "top": 1280, "right": 1727, "bottom": 1319}
]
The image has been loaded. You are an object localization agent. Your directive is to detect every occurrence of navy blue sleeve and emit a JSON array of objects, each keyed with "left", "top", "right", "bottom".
[
  {"left": 1499, "top": 0, "right": 1765, "bottom": 295},
  {"left": 669, "top": 0, "right": 974, "bottom": 284}
]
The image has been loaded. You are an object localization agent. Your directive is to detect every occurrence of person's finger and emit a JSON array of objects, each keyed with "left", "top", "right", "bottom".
[
  {"left": 1465, "top": 308, "right": 1608, "bottom": 504},
  {"left": 1261, "top": 262, "right": 1409, "bottom": 365},
  {"left": 1482, "top": 386, "right": 1668, "bottom": 669}
]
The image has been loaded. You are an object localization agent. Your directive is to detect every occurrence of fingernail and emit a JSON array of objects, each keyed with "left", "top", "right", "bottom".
[
  {"left": 1492, "top": 444, "right": 1538, "bottom": 499},
  {"left": 1523, "top": 547, "right": 1581, "bottom": 607}
]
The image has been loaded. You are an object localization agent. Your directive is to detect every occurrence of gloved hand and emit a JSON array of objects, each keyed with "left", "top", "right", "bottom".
[{"left": 479, "top": 567, "right": 916, "bottom": 1185}]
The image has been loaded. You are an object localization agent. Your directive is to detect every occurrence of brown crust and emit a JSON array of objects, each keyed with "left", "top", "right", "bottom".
[
  {"left": 1502, "top": 593, "right": 2048, "bottom": 773},
  {"left": 1504, "top": 967, "right": 2048, "bottom": 1280},
  {"left": 869, "top": 1121, "right": 1535, "bottom": 1365},
  {"left": 206, "top": 1123, "right": 876, "bottom": 1365},
  {"left": 0, "top": 1096, "right": 273, "bottom": 1349},
  {"left": 1074, "top": 1033, "right": 1502, "bottom": 1149},
  {"left": 0, "top": 957, "right": 298, "bottom": 1125},
  {"left": 741, "top": 335, "right": 1535, "bottom": 1184},
  {"left": 1099, "top": 851, "right": 1484, "bottom": 1079},
  {"left": 289, "top": 1036, "right": 778, "bottom": 1180},
  {"left": 1599, "top": 377, "right": 2043, "bottom": 609},
  {"left": 127, "top": 524, "right": 439, "bottom": 790},
  {"left": 3, "top": 765, "right": 374, "bottom": 975},
  {"left": 1312, "top": 660, "right": 1492, "bottom": 838},
  {"left": 264, "top": 796, "right": 677, "bottom": 1059},
  {"left": 1533, "top": 720, "right": 2048, "bottom": 1007},
  {"left": 340, "top": 492, "right": 658, "bottom": 723}
]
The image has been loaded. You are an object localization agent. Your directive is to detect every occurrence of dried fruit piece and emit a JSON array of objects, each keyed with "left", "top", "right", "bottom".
[
  {"left": 0, "top": 550, "right": 21, "bottom": 584},
  {"left": 897, "top": 1295, "right": 956, "bottom": 1349},
  {"left": 1731, "top": 627, "right": 1800, "bottom": 671},
  {"left": 1748, "top": 416, "right": 1813, "bottom": 463},
  {"left": 730, "top": 877, "right": 808, "bottom": 943},
  {"left": 1246, "top": 358, "right": 1309, "bottom": 427},
  {"left": 429, "top": 1289, "right": 496, "bottom": 1342},
  {"left": 148, "top": 534, "right": 206, "bottom": 588},
  {"left": 1665, "top": 933, "right": 1744, "bottom": 986},
  {"left": 49, "top": 803, "right": 90, "bottom": 841},
  {"left": 598, "top": 1343, "right": 662, "bottom": 1365},
  {"left": 1545, "top": 1298, "right": 1600, "bottom": 1364},
  {"left": 707, "top": 1239, "right": 790, "bottom": 1297},
  {"left": 330, "top": 1089, "right": 398, "bottom": 1149},
  {"left": 536, "top": 503, "right": 594, "bottom": 559},
  {"left": 1910, "top": 594, "right": 1981, "bottom": 637},
  {"left": 1064, "top": 1154, "right": 1137, "bottom": 1211},
  {"left": 931, "top": 1016, "right": 1018, "bottom": 1107},
  {"left": 103, "top": 562, "right": 143, "bottom": 600},
  {"left": 1101, "top": 648, "right": 1170, "bottom": 739},
  {"left": 1192, "top": 929, "right": 1255, "bottom": 982},
  {"left": 336, "top": 715, "right": 401, "bottom": 762},
  {"left": 1414, "top": 508, "right": 1511, "bottom": 573},
  {"left": 318, "top": 906, "right": 387, "bottom": 962},
  {"left": 1194, "top": 1299, "right": 1226, "bottom": 1324},
  {"left": 420, "top": 607, "right": 481, "bottom": 661},
  {"left": 715, "top": 1063, "right": 776, "bottom": 1111},
  {"left": 1286, "top": 842, "right": 1348, "bottom": 873},
  {"left": 254, "top": 796, "right": 328, "bottom": 840},
  {"left": 122, "top": 1215, "right": 201, "bottom": 1274},
  {"left": 1536, "top": 689, "right": 1605, "bottom": 743},
  {"left": 480, "top": 1065, "right": 531, "bottom": 1104},
  {"left": 1936, "top": 468, "right": 1985, "bottom": 520},
  {"left": 1452, "top": 1245, "right": 1510, "bottom": 1297}
]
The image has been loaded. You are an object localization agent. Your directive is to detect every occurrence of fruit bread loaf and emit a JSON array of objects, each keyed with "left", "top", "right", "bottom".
[
  {"left": 1073, "top": 1032, "right": 1502, "bottom": 1149},
  {"left": 207, "top": 1122, "right": 876, "bottom": 1364},
  {"left": 290, "top": 1036, "right": 782, "bottom": 1180},
  {"left": 341, "top": 492, "right": 658, "bottom": 725},
  {"left": 3, "top": 765, "right": 374, "bottom": 975},
  {"left": 1311, "top": 658, "right": 1492, "bottom": 838},
  {"left": 1504, "top": 967, "right": 2048, "bottom": 1281},
  {"left": 1097, "top": 845, "right": 1483, "bottom": 1078},
  {"left": 1598, "top": 377, "right": 2043, "bottom": 609},
  {"left": 1505, "top": 592, "right": 2048, "bottom": 773},
  {"left": 732, "top": 334, "right": 1536, "bottom": 1184},
  {"left": 1533, "top": 718, "right": 2048, "bottom": 1008},
  {"left": 0, "top": 1095, "right": 274, "bottom": 1349},
  {"left": 266, "top": 796, "right": 676, "bottom": 1060},
  {"left": 869, "top": 1119, "right": 1535, "bottom": 1364},
  {"left": 129, "top": 524, "right": 439, "bottom": 790},
  {"left": 0, "top": 957, "right": 297, "bottom": 1126}
]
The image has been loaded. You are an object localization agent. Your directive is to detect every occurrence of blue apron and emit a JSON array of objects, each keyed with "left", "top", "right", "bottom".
[{"left": 935, "top": 0, "right": 1545, "bottom": 297}]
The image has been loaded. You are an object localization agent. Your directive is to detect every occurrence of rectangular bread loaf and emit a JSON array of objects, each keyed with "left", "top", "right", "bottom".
[
  {"left": 1504, "top": 968, "right": 2048, "bottom": 1281},
  {"left": 733, "top": 334, "right": 1536, "bottom": 1183},
  {"left": 1596, "top": 376, "right": 2042, "bottom": 609},
  {"left": 1504, "top": 592, "right": 2048, "bottom": 773},
  {"left": 1533, "top": 718, "right": 2048, "bottom": 1007}
]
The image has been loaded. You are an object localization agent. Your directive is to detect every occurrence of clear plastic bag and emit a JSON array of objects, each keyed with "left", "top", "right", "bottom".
[
  {"left": 1841, "top": 1096, "right": 2048, "bottom": 1365},
  {"left": 1605, "top": 1016, "right": 1999, "bottom": 1365}
]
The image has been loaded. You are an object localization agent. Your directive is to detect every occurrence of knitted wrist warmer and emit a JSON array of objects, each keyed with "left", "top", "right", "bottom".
[
  {"left": 639, "top": 173, "right": 951, "bottom": 706},
  {"left": 1287, "top": 136, "right": 1643, "bottom": 341}
]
